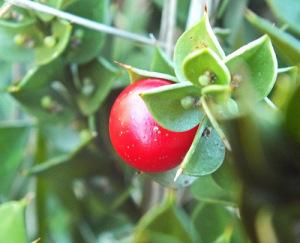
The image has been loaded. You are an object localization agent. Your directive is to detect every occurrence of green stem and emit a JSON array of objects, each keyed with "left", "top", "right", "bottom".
[
  {"left": 201, "top": 96, "right": 231, "bottom": 151},
  {"left": 35, "top": 130, "right": 47, "bottom": 240}
]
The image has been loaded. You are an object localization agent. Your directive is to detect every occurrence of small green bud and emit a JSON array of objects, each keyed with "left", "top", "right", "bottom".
[
  {"left": 74, "top": 29, "right": 84, "bottom": 39},
  {"left": 180, "top": 96, "right": 195, "bottom": 109},
  {"left": 82, "top": 78, "right": 94, "bottom": 96},
  {"left": 198, "top": 72, "right": 210, "bottom": 86},
  {"left": 41, "top": 95, "right": 54, "bottom": 109},
  {"left": 44, "top": 36, "right": 56, "bottom": 48},
  {"left": 14, "top": 34, "right": 26, "bottom": 46}
]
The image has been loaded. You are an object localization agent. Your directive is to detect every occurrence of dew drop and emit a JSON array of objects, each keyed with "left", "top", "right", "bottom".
[{"left": 153, "top": 126, "right": 159, "bottom": 132}]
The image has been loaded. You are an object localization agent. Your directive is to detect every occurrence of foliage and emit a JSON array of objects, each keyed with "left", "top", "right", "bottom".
[{"left": 0, "top": 0, "right": 299, "bottom": 242}]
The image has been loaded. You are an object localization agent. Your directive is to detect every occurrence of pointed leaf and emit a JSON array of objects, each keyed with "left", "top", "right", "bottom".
[
  {"left": 225, "top": 35, "right": 277, "bottom": 100},
  {"left": 118, "top": 63, "right": 178, "bottom": 83},
  {"left": 10, "top": 59, "right": 74, "bottom": 122},
  {"left": 182, "top": 124, "right": 225, "bottom": 176},
  {"left": 78, "top": 58, "right": 118, "bottom": 116},
  {"left": 174, "top": 13, "right": 225, "bottom": 82},
  {"left": 0, "top": 200, "right": 28, "bottom": 243},
  {"left": 0, "top": 123, "right": 31, "bottom": 195},
  {"left": 151, "top": 47, "right": 175, "bottom": 76},
  {"left": 266, "top": 0, "right": 300, "bottom": 35},
  {"left": 245, "top": 10, "right": 300, "bottom": 65},
  {"left": 183, "top": 48, "right": 230, "bottom": 86},
  {"left": 144, "top": 166, "right": 198, "bottom": 189},
  {"left": 140, "top": 82, "right": 203, "bottom": 132},
  {"left": 35, "top": 19, "right": 72, "bottom": 65},
  {"left": 0, "top": 23, "right": 41, "bottom": 62}
]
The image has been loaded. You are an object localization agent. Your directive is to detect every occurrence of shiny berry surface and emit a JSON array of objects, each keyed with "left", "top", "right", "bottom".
[{"left": 109, "top": 78, "right": 197, "bottom": 173}]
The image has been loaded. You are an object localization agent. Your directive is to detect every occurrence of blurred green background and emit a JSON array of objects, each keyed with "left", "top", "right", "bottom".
[{"left": 0, "top": 0, "right": 299, "bottom": 242}]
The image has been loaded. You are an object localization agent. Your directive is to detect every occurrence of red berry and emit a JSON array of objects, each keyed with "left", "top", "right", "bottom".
[{"left": 109, "top": 78, "right": 197, "bottom": 173}]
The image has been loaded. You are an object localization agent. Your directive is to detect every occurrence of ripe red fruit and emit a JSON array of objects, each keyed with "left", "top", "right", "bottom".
[{"left": 109, "top": 78, "right": 197, "bottom": 173}]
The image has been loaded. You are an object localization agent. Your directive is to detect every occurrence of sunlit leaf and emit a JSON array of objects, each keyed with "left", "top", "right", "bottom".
[
  {"left": 225, "top": 35, "right": 277, "bottom": 100},
  {"left": 141, "top": 82, "right": 203, "bottom": 132},
  {"left": 183, "top": 48, "right": 230, "bottom": 86},
  {"left": 0, "top": 200, "right": 28, "bottom": 243},
  {"left": 174, "top": 13, "right": 225, "bottom": 82}
]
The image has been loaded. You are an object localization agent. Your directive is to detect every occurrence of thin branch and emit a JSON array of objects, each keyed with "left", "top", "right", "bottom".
[
  {"left": 0, "top": 2, "right": 12, "bottom": 17},
  {"left": 159, "top": 0, "right": 177, "bottom": 57},
  {"left": 4, "top": 0, "right": 160, "bottom": 46}
]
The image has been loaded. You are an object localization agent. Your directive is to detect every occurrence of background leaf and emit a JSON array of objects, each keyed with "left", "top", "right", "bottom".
[
  {"left": 0, "top": 123, "right": 31, "bottom": 196},
  {"left": 64, "top": 0, "right": 110, "bottom": 64},
  {"left": 245, "top": 10, "right": 300, "bottom": 65},
  {"left": 266, "top": 0, "right": 300, "bottom": 35}
]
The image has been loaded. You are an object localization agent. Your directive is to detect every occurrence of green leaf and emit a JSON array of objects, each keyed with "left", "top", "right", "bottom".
[
  {"left": 183, "top": 48, "right": 231, "bottom": 86},
  {"left": 245, "top": 10, "right": 300, "bottom": 65},
  {"left": 78, "top": 58, "right": 118, "bottom": 116},
  {"left": 10, "top": 59, "right": 74, "bottom": 122},
  {"left": 174, "top": 13, "right": 225, "bottom": 82},
  {"left": 119, "top": 63, "right": 178, "bottom": 83},
  {"left": 140, "top": 82, "right": 203, "bottom": 132},
  {"left": 182, "top": 123, "right": 225, "bottom": 176},
  {"left": 28, "top": 130, "right": 104, "bottom": 179},
  {"left": 192, "top": 203, "right": 247, "bottom": 243},
  {"left": 144, "top": 166, "right": 198, "bottom": 189},
  {"left": 64, "top": 0, "right": 109, "bottom": 64},
  {"left": 151, "top": 47, "right": 175, "bottom": 76},
  {"left": 0, "top": 23, "right": 41, "bottom": 62},
  {"left": 134, "top": 194, "right": 198, "bottom": 243},
  {"left": 35, "top": 19, "right": 72, "bottom": 65},
  {"left": 0, "top": 123, "right": 31, "bottom": 195},
  {"left": 266, "top": 0, "right": 300, "bottom": 35},
  {"left": 35, "top": 0, "right": 64, "bottom": 22},
  {"left": 222, "top": 0, "right": 249, "bottom": 48},
  {"left": 0, "top": 6, "right": 35, "bottom": 28},
  {"left": 225, "top": 35, "right": 278, "bottom": 100},
  {"left": 0, "top": 200, "right": 28, "bottom": 243},
  {"left": 190, "top": 175, "right": 235, "bottom": 205}
]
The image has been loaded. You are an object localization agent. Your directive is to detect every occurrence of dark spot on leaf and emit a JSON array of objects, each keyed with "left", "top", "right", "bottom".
[{"left": 202, "top": 127, "right": 212, "bottom": 137}]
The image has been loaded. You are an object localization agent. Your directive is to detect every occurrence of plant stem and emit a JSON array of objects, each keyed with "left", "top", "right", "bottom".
[
  {"left": 35, "top": 131, "right": 47, "bottom": 241},
  {"left": 159, "top": 0, "right": 177, "bottom": 57},
  {"left": 5, "top": 0, "right": 161, "bottom": 46},
  {"left": 201, "top": 96, "right": 232, "bottom": 150}
]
